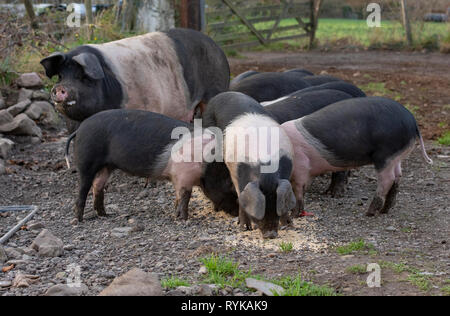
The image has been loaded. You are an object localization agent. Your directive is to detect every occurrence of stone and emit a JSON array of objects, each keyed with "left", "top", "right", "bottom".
[
  {"left": 0, "top": 95, "right": 5, "bottom": 110},
  {"left": 197, "top": 284, "right": 216, "bottom": 296},
  {"left": 27, "top": 221, "right": 45, "bottom": 231},
  {"left": 111, "top": 227, "right": 133, "bottom": 238},
  {"left": 31, "top": 229, "right": 64, "bottom": 257},
  {"left": 31, "top": 90, "right": 50, "bottom": 101},
  {"left": 17, "top": 72, "right": 43, "bottom": 88},
  {"left": 0, "top": 158, "right": 5, "bottom": 175},
  {"left": 0, "top": 280, "right": 12, "bottom": 288},
  {"left": 12, "top": 272, "right": 39, "bottom": 288},
  {"left": 0, "top": 109, "right": 14, "bottom": 125},
  {"left": 0, "top": 113, "right": 42, "bottom": 138},
  {"left": 198, "top": 266, "right": 208, "bottom": 275},
  {"left": 6, "top": 99, "right": 31, "bottom": 117},
  {"left": 0, "top": 246, "right": 7, "bottom": 263},
  {"left": 32, "top": 101, "right": 59, "bottom": 128},
  {"left": 4, "top": 247, "right": 22, "bottom": 260},
  {"left": 0, "top": 137, "right": 14, "bottom": 159},
  {"left": 45, "top": 283, "right": 88, "bottom": 296},
  {"left": 24, "top": 103, "right": 43, "bottom": 120},
  {"left": 386, "top": 226, "right": 397, "bottom": 232},
  {"left": 18, "top": 88, "right": 34, "bottom": 102},
  {"left": 98, "top": 268, "right": 162, "bottom": 296},
  {"left": 245, "top": 278, "right": 284, "bottom": 296}
]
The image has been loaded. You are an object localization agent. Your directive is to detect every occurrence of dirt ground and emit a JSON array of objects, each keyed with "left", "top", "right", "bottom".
[{"left": 0, "top": 50, "right": 449, "bottom": 296}]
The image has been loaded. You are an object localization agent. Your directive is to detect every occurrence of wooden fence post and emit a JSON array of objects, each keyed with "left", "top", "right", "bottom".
[
  {"left": 400, "top": 0, "right": 413, "bottom": 46},
  {"left": 180, "top": 0, "right": 205, "bottom": 31}
]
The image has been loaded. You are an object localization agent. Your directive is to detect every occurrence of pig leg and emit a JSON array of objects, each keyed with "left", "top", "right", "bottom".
[
  {"left": 92, "top": 167, "right": 111, "bottom": 217},
  {"left": 75, "top": 172, "right": 96, "bottom": 222},
  {"left": 366, "top": 163, "right": 397, "bottom": 217},
  {"left": 324, "top": 171, "right": 349, "bottom": 197},
  {"left": 291, "top": 172, "right": 309, "bottom": 218},
  {"left": 239, "top": 206, "right": 252, "bottom": 231},
  {"left": 193, "top": 101, "right": 207, "bottom": 119},
  {"left": 174, "top": 188, "right": 192, "bottom": 220},
  {"left": 380, "top": 162, "right": 402, "bottom": 214}
]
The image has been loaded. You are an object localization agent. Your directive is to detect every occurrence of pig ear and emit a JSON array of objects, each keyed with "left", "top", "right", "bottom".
[
  {"left": 239, "top": 181, "right": 265, "bottom": 220},
  {"left": 72, "top": 53, "right": 105, "bottom": 80},
  {"left": 40, "top": 52, "right": 66, "bottom": 78},
  {"left": 276, "top": 179, "right": 296, "bottom": 217}
]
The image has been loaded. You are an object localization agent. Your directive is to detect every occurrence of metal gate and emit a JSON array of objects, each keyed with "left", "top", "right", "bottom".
[{"left": 204, "top": 0, "right": 321, "bottom": 49}]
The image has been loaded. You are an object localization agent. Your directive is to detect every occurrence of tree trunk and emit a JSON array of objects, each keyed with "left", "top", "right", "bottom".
[
  {"left": 84, "top": 0, "right": 94, "bottom": 40},
  {"left": 22, "top": 0, "right": 38, "bottom": 29},
  {"left": 121, "top": 0, "right": 137, "bottom": 32},
  {"left": 309, "top": 0, "right": 322, "bottom": 49},
  {"left": 400, "top": 0, "right": 413, "bottom": 46}
]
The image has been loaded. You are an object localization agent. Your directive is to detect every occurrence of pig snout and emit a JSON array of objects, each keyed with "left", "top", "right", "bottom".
[
  {"left": 262, "top": 230, "right": 278, "bottom": 239},
  {"left": 51, "top": 85, "right": 69, "bottom": 103}
]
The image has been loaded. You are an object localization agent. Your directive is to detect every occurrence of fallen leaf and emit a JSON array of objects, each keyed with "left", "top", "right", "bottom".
[{"left": 2, "top": 264, "right": 15, "bottom": 273}]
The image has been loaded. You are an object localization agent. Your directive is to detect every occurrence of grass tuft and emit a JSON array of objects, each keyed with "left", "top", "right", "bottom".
[
  {"left": 336, "top": 239, "right": 375, "bottom": 255},
  {"left": 161, "top": 276, "right": 191, "bottom": 289},
  {"left": 437, "top": 131, "right": 450, "bottom": 146},
  {"left": 279, "top": 241, "right": 294, "bottom": 253},
  {"left": 273, "top": 273, "right": 337, "bottom": 296}
]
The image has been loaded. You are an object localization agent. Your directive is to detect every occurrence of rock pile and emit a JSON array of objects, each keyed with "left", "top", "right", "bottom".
[{"left": 0, "top": 72, "right": 60, "bottom": 174}]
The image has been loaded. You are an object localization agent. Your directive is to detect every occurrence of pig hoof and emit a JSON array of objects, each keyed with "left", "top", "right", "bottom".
[
  {"left": 280, "top": 215, "right": 292, "bottom": 226},
  {"left": 176, "top": 209, "right": 188, "bottom": 220},
  {"left": 365, "top": 211, "right": 376, "bottom": 217},
  {"left": 96, "top": 210, "right": 107, "bottom": 217}
]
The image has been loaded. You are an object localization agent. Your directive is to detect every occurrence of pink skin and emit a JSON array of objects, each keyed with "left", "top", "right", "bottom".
[
  {"left": 281, "top": 120, "right": 412, "bottom": 216},
  {"left": 52, "top": 85, "right": 69, "bottom": 103},
  {"left": 162, "top": 133, "right": 216, "bottom": 219}
]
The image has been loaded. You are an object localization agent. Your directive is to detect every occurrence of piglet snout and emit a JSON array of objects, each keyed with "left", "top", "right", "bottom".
[{"left": 51, "top": 85, "right": 69, "bottom": 103}]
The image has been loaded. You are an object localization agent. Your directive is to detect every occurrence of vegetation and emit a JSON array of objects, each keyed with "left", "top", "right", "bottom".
[
  {"left": 272, "top": 273, "right": 337, "bottom": 296},
  {"left": 346, "top": 264, "right": 367, "bottom": 274},
  {"left": 161, "top": 276, "right": 191, "bottom": 289},
  {"left": 228, "top": 18, "right": 450, "bottom": 52},
  {"left": 200, "top": 254, "right": 252, "bottom": 289},
  {"left": 336, "top": 239, "right": 375, "bottom": 255},
  {"left": 437, "top": 131, "right": 450, "bottom": 146},
  {"left": 279, "top": 241, "right": 294, "bottom": 253},
  {"left": 199, "top": 254, "right": 337, "bottom": 296}
]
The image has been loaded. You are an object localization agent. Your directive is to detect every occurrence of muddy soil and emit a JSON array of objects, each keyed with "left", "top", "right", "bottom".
[{"left": 0, "top": 51, "right": 449, "bottom": 296}]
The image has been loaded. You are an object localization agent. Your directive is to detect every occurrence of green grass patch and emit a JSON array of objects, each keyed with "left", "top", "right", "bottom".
[
  {"left": 441, "top": 285, "right": 450, "bottom": 296},
  {"left": 379, "top": 261, "right": 435, "bottom": 292},
  {"left": 407, "top": 273, "right": 432, "bottom": 292},
  {"left": 437, "top": 131, "right": 450, "bottom": 146},
  {"left": 336, "top": 239, "right": 375, "bottom": 255},
  {"left": 199, "top": 255, "right": 336, "bottom": 295},
  {"left": 199, "top": 254, "right": 252, "bottom": 289},
  {"left": 360, "top": 82, "right": 390, "bottom": 96},
  {"left": 272, "top": 273, "right": 337, "bottom": 296},
  {"left": 211, "top": 18, "right": 449, "bottom": 52},
  {"left": 161, "top": 276, "right": 191, "bottom": 289},
  {"left": 279, "top": 241, "right": 294, "bottom": 253},
  {"left": 346, "top": 264, "right": 367, "bottom": 275},
  {"left": 379, "top": 261, "right": 411, "bottom": 274}
]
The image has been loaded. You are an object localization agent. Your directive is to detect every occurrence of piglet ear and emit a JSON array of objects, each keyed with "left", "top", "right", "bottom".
[
  {"left": 239, "top": 181, "right": 265, "bottom": 220},
  {"left": 40, "top": 52, "right": 66, "bottom": 78},
  {"left": 276, "top": 179, "right": 296, "bottom": 217},
  {"left": 72, "top": 52, "right": 105, "bottom": 80}
]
